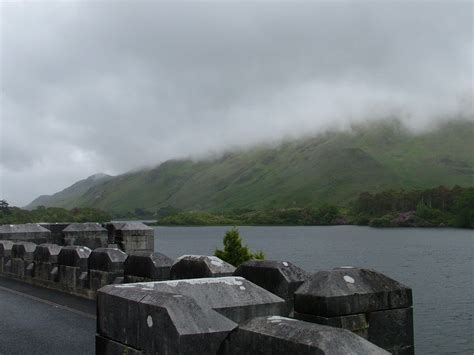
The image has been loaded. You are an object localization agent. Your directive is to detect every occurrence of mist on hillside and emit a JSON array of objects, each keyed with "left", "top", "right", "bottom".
[{"left": 1, "top": 1, "right": 472, "bottom": 205}]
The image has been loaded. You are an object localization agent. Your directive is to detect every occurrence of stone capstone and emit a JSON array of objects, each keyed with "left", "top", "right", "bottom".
[
  {"left": 234, "top": 260, "right": 310, "bottom": 301},
  {"left": 88, "top": 248, "right": 128, "bottom": 272},
  {"left": 63, "top": 223, "right": 108, "bottom": 250},
  {"left": 0, "top": 240, "right": 13, "bottom": 257},
  {"left": 220, "top": 316, "right": 389, "bottom": 355},
  {"left": 97, "top": 285, "right": 237, "bottom": 354},
  {"left": 119, "top": 276, "right": 287, "bottom": 323},
  {"left": 11, "top": 242, "right": 37, "bottom": 261},
  {"left": 124, "top": 251, "right": 173, "bottom": 281},
  {"left": 294, "top": 267, "right": 414, "bottom": 354},
  {"left": 170, "top": 255, "right": 236, "bottom": 279},
  {"left": 57, "top": 245, "right": 92, "bottom": 270},
  {"left": 33, "top": 243, "right": 62, "bottom": 263},
  {"left": 294, "top": 267, "right": 412, "bottom": 317}
]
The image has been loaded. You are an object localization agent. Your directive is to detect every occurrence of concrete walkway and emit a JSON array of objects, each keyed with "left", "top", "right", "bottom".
[{"left": 0, "top": 277, "right": 96, "bottom": 355}]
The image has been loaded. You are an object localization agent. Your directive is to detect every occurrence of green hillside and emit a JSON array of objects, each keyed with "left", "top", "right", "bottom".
[
  {"left": 26, "top": 173, "right": 113, "bottom": 209},
  {"left": 26, "top": 119, "right": 474, "bottom": 214}
]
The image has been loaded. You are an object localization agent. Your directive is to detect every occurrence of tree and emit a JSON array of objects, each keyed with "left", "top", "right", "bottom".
[
  {"left": 215, "top": 227, "right": 264, "bottom": 267},
  {"left": 0, "top": 199, "right": 11, "bottom": 215}
]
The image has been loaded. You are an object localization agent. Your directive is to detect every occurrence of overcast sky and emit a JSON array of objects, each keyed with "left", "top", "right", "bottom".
[{"left": 0, "top": 1, "right": 472, "bottom": 206}]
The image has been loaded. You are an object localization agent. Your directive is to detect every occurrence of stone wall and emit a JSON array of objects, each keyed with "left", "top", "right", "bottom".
[
  {"left": 0, "top": 222, "right": 154, "bottom": 254},
  {"left": 0, "top": 237, "right": 414, "bottom": 354}
]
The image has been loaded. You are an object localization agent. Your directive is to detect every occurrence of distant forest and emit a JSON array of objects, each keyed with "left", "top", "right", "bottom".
[
  {"left": 1, "top": 186, "right": 473, "bottom": 228},
  {"left": 0, "top": 200, "right": 111, "bottom": 224},
  {"left": 155, "top": 186, "right": 474, "bottom": 228}
]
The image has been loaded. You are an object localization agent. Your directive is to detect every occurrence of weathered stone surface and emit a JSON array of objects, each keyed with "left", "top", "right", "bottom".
[
  {"left": 234, "top": 260, "right": 310, "bottom": 301},
  {"left": 0, "top": 240, "right": 13, "bottom": 257},
  {"left": 122, "top": 276, "right": 287, "bottom": 323},
  {"left": 63, "top": 223, "right": 108, "bottom": 250},
  {"left": 124, "top": 251, "right": 173, "bottom": 282},
  {"left": 25, "top": 262, "right": 35, "bottom": 277},
  {"left": 11, "top": 259, "right": 25, "bottom": 277},
  {"left": 0, "top": 224, "right": 51, "bottom": 244},
  {"left": 39, "top": 223, "right": 70, "bottom": 244},
  {"left": 170, "top": 255, "right": 235, "bottom": 279},
  {"left": 95, "top": 335, "right": 143, "bottom": 355},
  {"left": 34, "top": 243, "right": 62, "bottom": 263},
  {"left": 11, "top": 242, "right": 37, "bottom": 262},
  {"left": 367, "top": 308, "right": 414, "bottom": 355},
  {"left": 88, "top": 248, "right": 127, "bottom": 272},
  {"left": 0, "top": 240, "right": 13, "bottom": 273},
  {"left": 294, "top": 311, "right": 369, "bottom": 338},
  {"left": 294, "top": 267, "right": 412, "bottom": 317},
  {"left": 57, "top": 246, "right": 91, "bottom": 270},
  {"left": 97, "top": 285, "right": 237, "bottom": 354},
  {"left": 220, "top": 316, "right": 389, "bottom": 355},
  {"left": 105, "top": 222, "right": 154, "bottom": 253},
  {"left": 294, "top": 267, "right": 414, "bottom": 354},
  {"left": 59, "top": 265, "right": 81, "bottom": 288}
]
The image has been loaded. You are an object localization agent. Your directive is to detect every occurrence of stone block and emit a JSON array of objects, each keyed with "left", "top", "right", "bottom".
[
  {"left": 0, "top": 240, "right": 13, "bottom": 258},
  {"left": 34, "top": 243, "right": 62, "bottom": 263},
  {"left": 11, "top": 242, "right": 37, "bottom": 262},
  {"left": 105, "top": 222, "right": 154, "bottom": 253},
  {"left": 59, "top": 265, "right": 81, "bottom": 288},
  {"left": 11, "top": 258, "right": 25, "bottom": 277},
  {"left": 367, "top": 308, "right": 414, "bottom": 355},
  {"left": 0, "top": 224, "right": 51, "bottom": 244},
  {"left": 50, "top": 266, "right": 59, "bottom": 282},
  {"left": 0, "top": 240, "right": 13, "bottom": 273},
  {"left": 219, "top": 316, "right": 389, "bottom": 354},
  {"left": 88, "top": 248, "right": 128, "bottom": 273},
  {"left": 97, "top": 285, "right": 237, "bottom": 354},
  {"left": 121, "top": 276, "right": 287, "bottom": 323},
  {"left": 170, "top": 255, "right": 235, "bottom": 280},
  {"left": 234, "top": 260, "right": 310, "bottom": 303},
  {"left": 95, "top": 335, "right": 143, "bottom": 355},
  {"left": 90, "top": 270, "right": 117, "bottom": 291},
  {"left": 25, "top": 262, "right": 35, "bottom": 277},
  {"left": 35, "top": 262, "right": 55, "bottom": 281},
  {"left": 294, "top": 267, "right": 414, "bottom": 353},
  {"left": 124, "top": 251, "right": 173, "bottom": 282},
  {"left": 58, "top": 245, "right": 91, "bottom": 271},
  {"left": 294, "top": 311, "right": 369, "bottom": 338},
  {"left": 63, "top": 223, "right": 108, "bottom": 250},
  {"left": 79, "top": 271, "right": 89, "bottom": 289},
  {"left": 294, "top": 267, "right": 412, "bottom": 317}
]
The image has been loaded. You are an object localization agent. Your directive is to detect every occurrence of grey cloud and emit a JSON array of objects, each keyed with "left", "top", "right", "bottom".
[{"left": 0, "top": 1, "right": 472, "bottom": 206}]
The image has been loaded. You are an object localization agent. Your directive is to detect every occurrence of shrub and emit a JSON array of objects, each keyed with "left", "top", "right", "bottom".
[{"left": 214, "top": 227, "right": 264, "bottom": 266}]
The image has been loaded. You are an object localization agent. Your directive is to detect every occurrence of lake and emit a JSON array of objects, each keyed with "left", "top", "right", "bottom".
[{"left": 154, "top": 225, "right": 473, "bottom": 355}]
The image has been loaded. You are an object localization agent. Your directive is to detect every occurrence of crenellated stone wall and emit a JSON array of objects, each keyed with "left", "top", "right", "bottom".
[
  {"left": 0, "top": 222, "right": 154, "bottom": 254},
  {"left": 0, "top": 223, "right": 414, "bottom": 354}
]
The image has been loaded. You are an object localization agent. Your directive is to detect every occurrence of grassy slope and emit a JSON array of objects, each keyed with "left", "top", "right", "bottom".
[{"left": 32, "top": 119, "right": 474, "bottom": 214}]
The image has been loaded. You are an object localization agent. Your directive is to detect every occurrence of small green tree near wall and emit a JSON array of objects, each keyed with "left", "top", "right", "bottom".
[{"left": 215, "top": 227, "right": 264, "bottom": 267}]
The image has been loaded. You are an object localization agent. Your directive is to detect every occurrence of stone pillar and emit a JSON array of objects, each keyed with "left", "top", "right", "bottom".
[
  {"left": 0, "top": 240, "right": 13, "bottom": 273},
  {"left": 11, "top": 242, "right": 37, "bottom": 277},
  {"left": 294, "top": 267, "right": 414, "bottom": 354},
  {"left": 33, "top": 244, "right": 62, "bottom": 281},
  {"left": 170, "top": 255, "right": 236, "bottom": 280},
  {"left": 58, "top": 245, "right": 91, "bottom": 291},
  {"left": 88, "top": 247, "right": 128, "bottom": 291},
  {"left": 105, "top": 222, "right": 154, "bottom": 253},
  {"left": 123, "top": 251, "right": 173, "bottom": 283}
]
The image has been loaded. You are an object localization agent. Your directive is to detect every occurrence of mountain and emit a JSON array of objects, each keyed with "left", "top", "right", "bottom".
[
  {"left": 25, "top": 173, "right": 113, "bottom": 209},
  {"left": 26, "top": 119, "right": 474, "bottom": 214}
]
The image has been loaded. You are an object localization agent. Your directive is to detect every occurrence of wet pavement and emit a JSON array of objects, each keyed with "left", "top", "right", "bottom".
[{"left": 0, "top": 277, "right": 95, "bottom": 355}]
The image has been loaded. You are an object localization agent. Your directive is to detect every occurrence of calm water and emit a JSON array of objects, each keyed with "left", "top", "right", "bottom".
[{"left": 154, "top": 225, "right": 473, "bottom": 355}]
